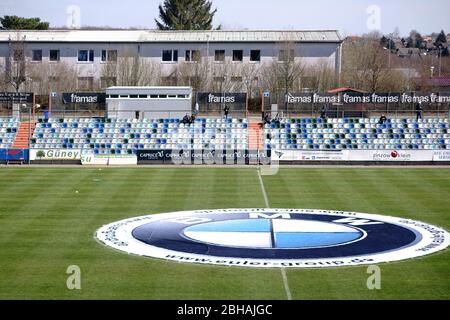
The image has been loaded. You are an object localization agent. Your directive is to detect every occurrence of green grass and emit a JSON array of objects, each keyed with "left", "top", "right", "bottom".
[{"left": 0, "top": 167, "right": 448, "bottom": 299}]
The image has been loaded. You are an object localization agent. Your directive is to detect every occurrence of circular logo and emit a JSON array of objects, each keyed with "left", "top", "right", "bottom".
[
  {"left": 391, "top": 150, "right": 399, "bottom": 158},
  {"left": 96, "top": 209, "right": 449, "bottom": 268}
]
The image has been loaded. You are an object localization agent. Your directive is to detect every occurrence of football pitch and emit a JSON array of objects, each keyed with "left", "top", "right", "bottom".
[{"left": 0, "top": 167, "right": 449, "bottom": 300}]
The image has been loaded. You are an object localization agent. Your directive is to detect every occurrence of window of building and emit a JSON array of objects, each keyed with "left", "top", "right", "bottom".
[
  {"left": 101, "top": 50, "right": 117, "bottom": 62},
  {"left": 78, "top": 50, "right": 94, "bottom": 62},
  {"left": 49, "top": 50, "right": 60, "bottom": 62},
  {"left": 185, "top": 50, "right": 201, "bottom": 62},
  {"left": 250, "top": 50, "right": 261, "bottom": 62},
  {"left": 77, "top": 77, "right": 94, "bottom": 90},
  {"left": 100, "top": 77, "right": 116, "bottom": 89},
  {"left": 232, "top": 50, "right": 243, "bottom": 62},
  {"left": 109, "top": 94, "right": 119, "bottom": 98},
  {"left": 162, "top": 50, "right": 178, "bottom": 62},
  {"left": 150, "top": 95, "right": 158, "bottom": 98},
  {"left": 214, "top": 50, "right": 225, "bottom": 62},
  {"left": 278, "top": 49, "right": 295, "bottom": 62},
  {"left": 32, "top": 49, "right": 42, "bottom": 62},
  {"left": 138, "top": 95, "right": 147, "bottom": 98}
]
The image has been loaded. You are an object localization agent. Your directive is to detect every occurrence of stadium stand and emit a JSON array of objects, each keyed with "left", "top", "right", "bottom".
[
  {"left": 30, "top": 117, "right": 248, "bottom": 154},
  {"left": 0, "top": 118, "right": 20, "bottom": 149},
  {"left": 264, "top": 117, "right": 450, "bottom": 150},
  {"left": 4, "top": 116, "right": 450, "bottom": 154}
]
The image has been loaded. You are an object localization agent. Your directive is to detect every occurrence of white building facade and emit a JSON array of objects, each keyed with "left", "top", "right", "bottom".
[{"left": 0, "top": 30, "right": 342, "bottom": 93}]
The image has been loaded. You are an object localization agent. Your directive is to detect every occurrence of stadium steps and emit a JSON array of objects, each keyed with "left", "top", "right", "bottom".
[
  {"left": 12, "top": 121, "right": 36, "bottom": 149},
  {"left": 248, "top": 121, "right": 263, "bottom": 150}
]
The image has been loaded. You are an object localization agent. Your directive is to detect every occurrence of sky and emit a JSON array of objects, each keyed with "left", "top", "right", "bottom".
[{"left": 1, "top": 0, "right": 449, "bottom": 37}]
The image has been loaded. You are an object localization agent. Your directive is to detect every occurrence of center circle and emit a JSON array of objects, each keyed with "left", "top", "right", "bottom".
[
  {"left": 182, "top": 219, "right": 364, "bottom": 249},
  {"left": 96, "top": 208, "right": 450, "bottom": 268}
]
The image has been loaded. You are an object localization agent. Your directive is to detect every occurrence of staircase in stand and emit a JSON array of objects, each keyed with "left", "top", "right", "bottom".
[
  {"left": 12, "top": 121, "right": 36, "bottom": 149},
  {"left": 248, "top": 120, "right": 263, "bottom": 164}
]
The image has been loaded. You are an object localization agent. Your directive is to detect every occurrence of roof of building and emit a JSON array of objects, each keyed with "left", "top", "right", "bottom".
[
  {"left": 397, "top": 47, "right": 422, "bottom": 56},
  {"left": 0, "top": 29, "right": 342, "bottom": 43},
  {"left": 417, "top": 77, "right": 450, "bottom": 87},
  {"left": 327, "top": 87, "right": 367, "bottom": 94}
]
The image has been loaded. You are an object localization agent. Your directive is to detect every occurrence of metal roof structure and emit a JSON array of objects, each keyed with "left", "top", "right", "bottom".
[{"left": 0, "top": 30, "right": 342, "bottom": 43}]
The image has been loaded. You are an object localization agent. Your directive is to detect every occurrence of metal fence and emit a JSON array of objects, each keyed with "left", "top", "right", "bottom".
[
  {"left": 266, "top": 103, "right": 450, "bottom": 120},
  {"left": 1, "top": 104, "right": 450, "bottom": 122}
]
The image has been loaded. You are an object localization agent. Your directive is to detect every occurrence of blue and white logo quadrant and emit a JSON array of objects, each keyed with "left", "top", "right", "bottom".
[
  {"left": 272, "top": 220, "right": 364, "bottom": 249},
  {"left": 183, "top": 219, "right": 272, "bottom": 248}
]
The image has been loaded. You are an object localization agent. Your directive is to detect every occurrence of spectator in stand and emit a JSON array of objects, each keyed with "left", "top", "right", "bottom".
[
  {"left": 415, "top": 102, "right": 423, "bottom": 121},
  {"left": 274, "top": 112, "right": 281, "bottom": 126},
  {"left": 189, "top": 113, "right": 196, "bottom": 124},
  {"left": 378, "top": 114, "right": 387, "bottom": 125},
  {"left": 223, "top": 105, "right": 230, "bottom": 120},
  {"left": 182, "top": 114, "right": 190, "bottom": 124},
  {"left": 320, "top": 105, "right": 328, "bottom": 119},
  {"left": 263, "top": 112, "right": 271, "bottom": 125}
]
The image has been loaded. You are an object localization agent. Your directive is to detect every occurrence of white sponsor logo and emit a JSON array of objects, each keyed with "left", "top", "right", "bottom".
[
  {"left": 208, "top": 93, "right": 235, "bottom": 104},
  {"left": 96, "top": 208, "right": 450, "bottom": 268},
  {"left": 70, "top": 93, "right": 98, "bottom": 103}
]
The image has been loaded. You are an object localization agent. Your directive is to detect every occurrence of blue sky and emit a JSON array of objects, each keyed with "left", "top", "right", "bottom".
[{"left": 1, "top": 0, "right": 449, "bottom": 36}]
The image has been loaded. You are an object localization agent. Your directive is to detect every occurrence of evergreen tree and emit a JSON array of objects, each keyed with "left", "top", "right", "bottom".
[
  {"left": 435, "top": 30, "right": 447, "bottom": 46},
  {"left": 406, "top": 30, "right": 424, "bottom": 48},
  {"left": 155, "top": 0, "right": 217, "bottom": 30},
  {"left": 0, "top": 15, "right": 49, "bottom": 30}
]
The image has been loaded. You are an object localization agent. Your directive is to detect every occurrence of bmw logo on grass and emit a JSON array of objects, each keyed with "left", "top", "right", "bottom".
[{"left": 96, "top": 209, "right": 450, "bottom": 268}]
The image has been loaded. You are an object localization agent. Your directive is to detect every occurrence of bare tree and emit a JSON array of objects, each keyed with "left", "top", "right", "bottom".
[
  {"left": 211, "top": 60, "right": 239, "bottom": 92},
  {"left": 303, "top": 59, "right": 335, "bottom": 92},
  {"left": 102, "top": 51, "right": 162, "bottom": 87},
  {"left": 178, "top": 62, "right": 207, "bottom": 91},
  {"left": 3, "top": 32, "right": 27, "bottom": 92},
  {"left": 341, "top": 32, "right": 395, "bottom": 92},
  {"left": 25, "top": 61, "right": 78, "bottom": 94},
  {"left": 241, "top": 63, "right": 260, "bottom": 97},
  {"left": 140, "top": 60, "right": 162, "bottom": 86},
  {"left": 100, "top": 59, "right": 118, "bottom": 88},
  {"left": 260, "top": 40, "right": 305, "bottom": 105},
  {"left": 116, "top": 51, "right": 143, "bottom": 86}
]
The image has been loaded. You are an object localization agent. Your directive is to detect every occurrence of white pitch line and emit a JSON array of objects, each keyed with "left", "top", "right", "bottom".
[
  {"left": 280, "top": 268, "right": 292, "bottom": 300},
  {"left": 256, "top": 168, "right": 293, "bottom": 301},
  {"left": 256, "top": 167, "right": 270, "bottom": 208}
]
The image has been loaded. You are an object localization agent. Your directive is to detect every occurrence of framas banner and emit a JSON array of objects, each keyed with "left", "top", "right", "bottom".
[{"left": 62, "top": 92, "right": 106, "bottom": 104}]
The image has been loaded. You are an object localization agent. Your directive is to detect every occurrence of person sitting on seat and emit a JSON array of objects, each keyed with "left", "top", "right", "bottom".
[
  {"left": 274, "top": 112, "right": 282, "bottom": 125},
  {"left": 263, "top": 112, "right": 271, "bottom": 125},
  {"left": 189, "top": 114, "right": 196, "bottom": 124},
  {"left": 378, "top": 114, "right": 387, "bottom": 124},
  {"left": 182, "top": 114, "right": 190, "bottom": 124}
]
